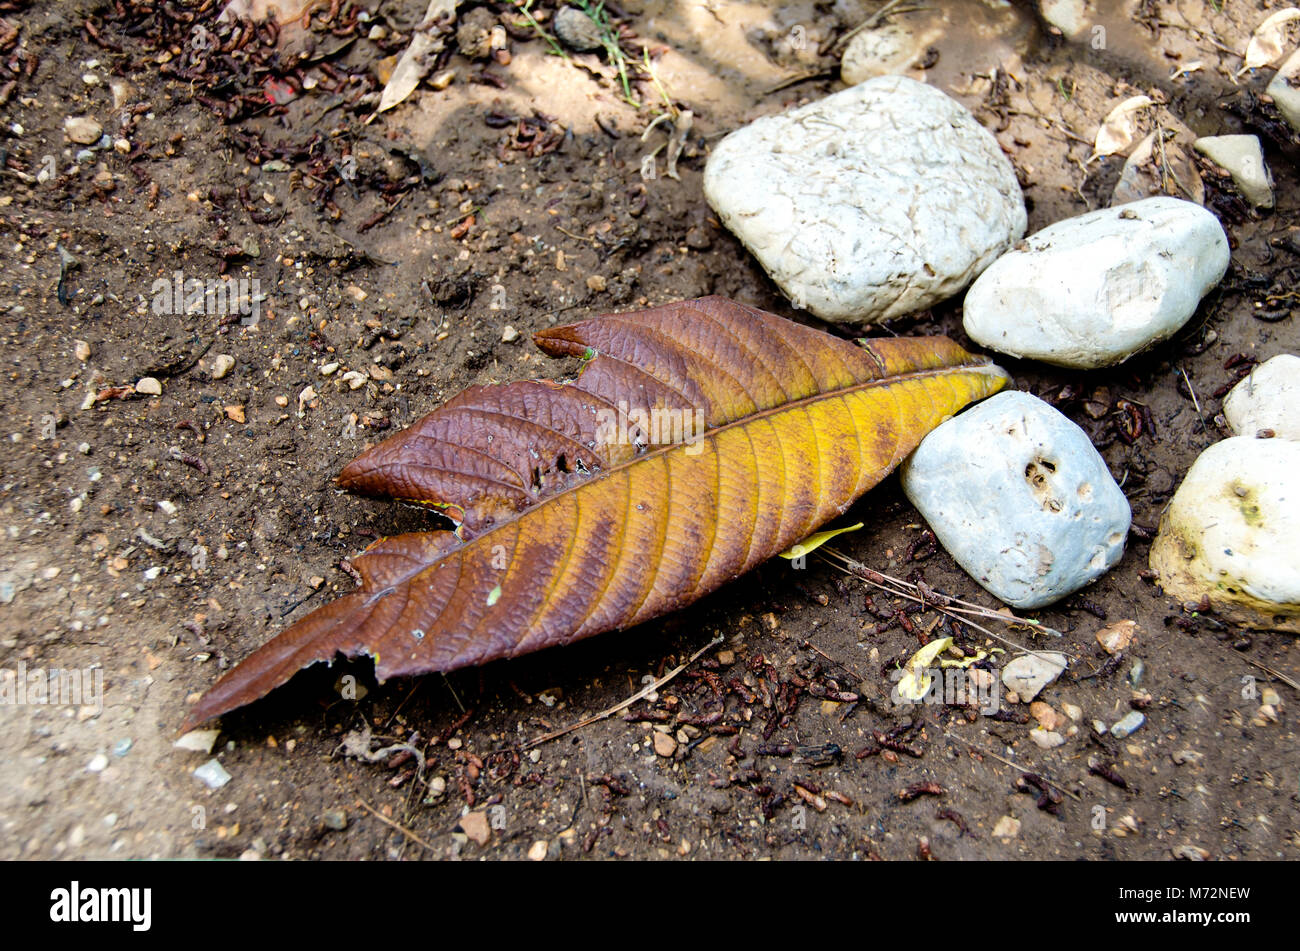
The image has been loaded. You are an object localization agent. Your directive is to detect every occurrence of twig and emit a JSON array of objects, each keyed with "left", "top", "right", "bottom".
[
  {"left": 942, "top": 729, "right": 1081, "bottom": 801},
  {"left": 1242, "top": 656, "right": 1300, "bottom": 693},
  {"left": 523, "top": 635, "right": 724, "bottom": 749},
  {"left": 356, "top": 798, "right": 438, "bottom": 852},
  {"left": 831, "top": 0, "right": 912, "bottom": 53},
  {"left": 819, "top": 547, "right": 1073, "bottom": 663}
]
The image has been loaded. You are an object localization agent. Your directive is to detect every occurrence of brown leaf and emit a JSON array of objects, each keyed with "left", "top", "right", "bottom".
[{"left": 183, "top": 297, "right": 1007, "bottom": 728}]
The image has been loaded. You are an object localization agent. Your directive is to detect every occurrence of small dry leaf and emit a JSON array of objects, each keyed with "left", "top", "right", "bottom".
[
  {"left": 378, "top": 0, "right": 458, "bottom": 113},
  {"left": 1242, "top": 8, "right": 1300, "bottom": 72},
  {"left": 1092, "top": 96, "right": 1154, "bottom": 160}
]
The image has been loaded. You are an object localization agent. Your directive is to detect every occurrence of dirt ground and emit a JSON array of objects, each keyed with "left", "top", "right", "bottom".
[{"left": 0, "top": 0, "right": 1296, "bottom": 861}]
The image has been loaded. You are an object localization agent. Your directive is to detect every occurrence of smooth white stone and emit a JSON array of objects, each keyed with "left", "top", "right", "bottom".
[
  {"left": 962, "top": 197, "right": 1229, "bottom": 368},
  {"left": 1265, "top": 49, "right": 1300, "bottom": 135},
  {"left": 703, "top": 76, "right": 1025, "bottom": 324},
  {"left": 1193, "top": 134, "right": 1274, "bottom": 208},
  {"left": 1001, "top": 652, "right": 1069, "bottom": 701},
  {"left": 1223, "top": 354, "right": 1300, "bottom": 440},
  {"left": 1150, "top": 436, "right": 1300, "bottom": 633},
  {"left": 901, "top": 391, "right": 1131, "bottom": 609}
]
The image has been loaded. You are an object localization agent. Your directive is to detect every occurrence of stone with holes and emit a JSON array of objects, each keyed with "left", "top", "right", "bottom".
[
  {"left": 702, "top": 76, "right": 1025, "bottom": 324},
  {"left": 901, "top": 391, "right": 1131, "bottom": 609}
]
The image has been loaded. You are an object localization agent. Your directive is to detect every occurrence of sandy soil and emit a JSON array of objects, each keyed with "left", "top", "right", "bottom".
[{"left": 0, "top": 0, "right": 1296, "bottom": 860}]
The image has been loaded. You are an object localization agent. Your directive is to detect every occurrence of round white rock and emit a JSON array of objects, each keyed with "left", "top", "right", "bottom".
[
  {"left": 962, "top": 196, "right": 1229, "bottom": 369},
  {"left": 1150, "top": 436, "right": 1300, "bottom": 633},
  {"left": 1223, "top": 354, "right": 1300, "bottom": 441},
  {"left": 703, "top": 76, "right": 1026, "bottom": 324},
  {"left": 901, "top": 391, "right": 1131, "bottom": 609}
]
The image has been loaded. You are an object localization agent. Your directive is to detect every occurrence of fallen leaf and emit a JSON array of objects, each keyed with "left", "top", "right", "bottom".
[
  {"left": 895, "top": 636, "right": 954, "bottom": 702},
  {"left": 378, "top": 0, "right": 459, "bottom": 113},
  {"left": 1092, "top": 95, "right": 1153, "bottom": 160},
  {"left": 780, "top": 522, "right": 863, "bottom": 559},
  {"left": 182, "top": 297, "right": 1007, "bottom": 728},
  {"left": 1241, "top": 8, "right": 1300, "bottom": 73}
]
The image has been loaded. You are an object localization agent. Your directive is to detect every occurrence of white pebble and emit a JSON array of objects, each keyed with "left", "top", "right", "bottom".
[
  {"left": 703, "top": 76, "right": 1025, "bottom": 323},
  {"left": 1193, "top": 135, "right": 1273, "bottom": 208},
  {"left": 901, "top": 391, "right": 1131, "bottom": 609},
  {"left": 1150, "top": 436, "right": 1300, "bottom": 632},
  {"left": 963, "top": 197, "right": 1229, "bottom": 368},
  {"left": 1223, "top": 354, "right": 1300, "bottom": 440},
  {"left": 210, "top": 354, "right": 236, "bottom": 379}
]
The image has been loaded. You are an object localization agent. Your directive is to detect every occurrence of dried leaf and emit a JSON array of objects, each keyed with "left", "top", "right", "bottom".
[
  {"left": 378, "top": 0, "right": 458, "bottom": 113},
  {"left": 895, "top": 637, "right": 954, "bottom": 701},
  {"left": 1242, "top": 8, "right": 1300, "bottom": 72},
  {"left": 779, "top": 522, "right": 863, "bottom": 560},
  {"left": 183, "top": 297, "right": 1007, "bottom": 728},
  {"left": 1092, "top": 95, "right": 1153, "bottom": 160}
]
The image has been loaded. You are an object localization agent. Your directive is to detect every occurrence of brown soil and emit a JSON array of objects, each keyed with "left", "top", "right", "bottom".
[{"left": 0, "top": 0, "right": 1296, "bottom": 860}]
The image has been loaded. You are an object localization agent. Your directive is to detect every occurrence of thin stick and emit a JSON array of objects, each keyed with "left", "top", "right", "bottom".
[
  {"left": 831, "top": 0, "right": 911, "bottom": 53},
  {"left": 524, "top": 635, "right": 724, "bottom": 749},
  {"left": 1242, "top": 656, "right": 1300, "bottom": 692},
  {"left": 819, "top": 548, "right": 1073, "bottom": 662},
  {"left": 942, "top": 729, "right": 1082, "bottom": 801},
  {"left": 1179, "top": 365, "right": 1206, "bottom": 429},
  {"left": 356, "top": 798, "right": 438, "bottom": 852}
]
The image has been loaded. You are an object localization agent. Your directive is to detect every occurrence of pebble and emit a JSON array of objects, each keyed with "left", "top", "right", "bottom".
[
  {"left": 653, "top": 731, "right": 678, "bottom": 758},
  {"left": 1172, "top": 748, "right": 1204, "bottom": 766},
  {"left": 840, "top": 21, "right": 940, "bottom": 84},
  {"left": 193, "top": 758, "right": 232, "bottom": 789},
  {"left": 553, "top": 5, "right": 604, "bottom": 52},
  {"left": 1029, "top": 729, "right": 1066, "bottom": 749},
  {"left": 174, "top": 729, "right": 220, "bottom": 754},
  {"left": 224, "top": 404, "right": 246, "bottom": 424},
  {"left": 341, "top": 370, "right": 367, "bottom": 390},
  {"left": 1029, "top": 700, "right": 1065, "bottom": 731},
  {"left": 112, "top": 738, "right": 132, "bottom": 757},
  {"left": 1150, "top": 436, "right": 1300, "bottom": 632},
  {"left": 1110, "top": 710, "right": 1146, "bottom": 738},
  {"left": 1095, "top": 619, "right": 1139, "bottom": 655},
  {"left": 501, "top": 325, "right": 519, "bottom": 343},
  {"left": 1223, "top": 354, "right": 1300, "bottom": 440},
  {"left": 64, "top": 115, "right": 103, "bottom": 145},
  {"left": 1039, "top": 0, "right": 1089, "bottom": 37},
  {"left": 992, "top": 816, "right": 1020, "bottom": 839},
  {"left": 962, "top": 197, "right": 1229, "bottom": 368},
  {"left": 703, "top": 76, "right": 1025, "bottom": 324},
  {"left": 322, "top": 809, "right": 348, "bottom": 831},
  {"left": 1266, "top": 49, "right": 1300, "bottom": 135},
  {"left": 458, "top": 810, "right": 491, "bottom": 846},
  {"left": 210, "top": 354, "right": 236, "bottom": 379},
  {"left": 527, "top": 840, "right": 548, "bottom": 861},
  {"left": 1193, "top": 135, "right": 1273, "bottom": 208},
  {"left": 901, "top": 392, "right": 1131, "bottom": 609},
  {"left": 134, "top": 376, "right": 162, "bottom": 396},
  {"left": 86, "top": 754, "right": 108, "bottom": 773},
  {"left": 74, "top": 339, "right": 91, "bottom": 362},
  {"left": 1001, "top": 652, "right": 1068, "bottom": 701}
]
